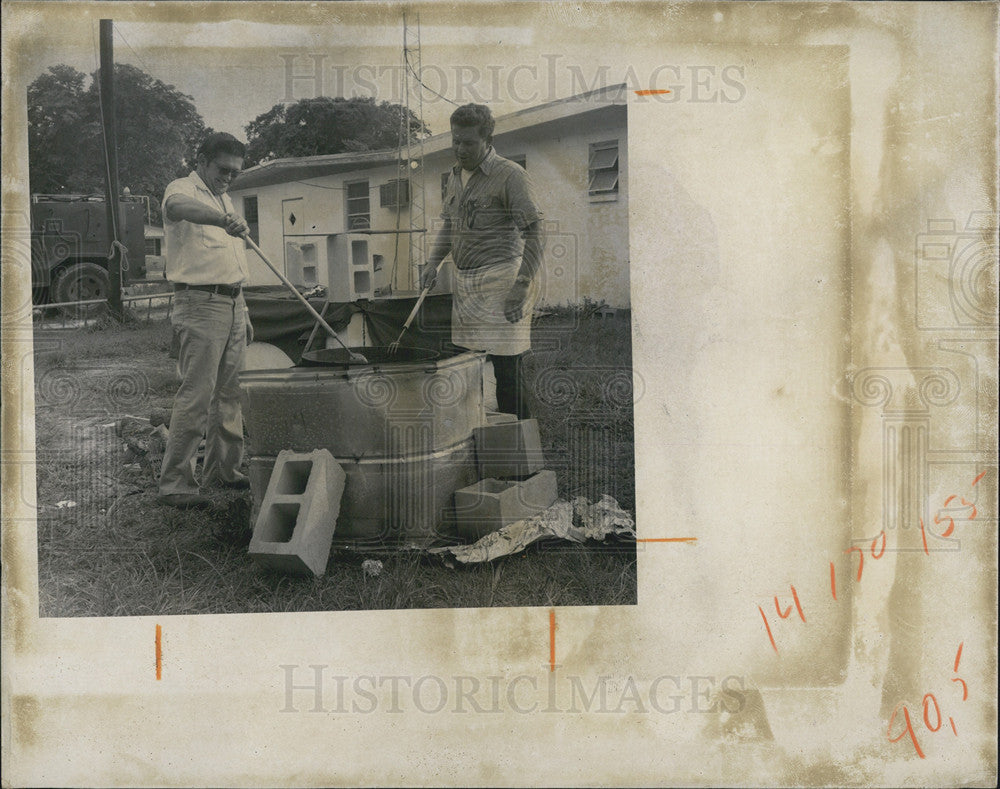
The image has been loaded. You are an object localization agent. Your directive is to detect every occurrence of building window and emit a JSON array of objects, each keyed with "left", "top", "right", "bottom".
[
  {"left": 588, "top": 140, "right": 619, "bottom": 200},
  {"left": 242, "top": 195, "right": 260, "bottom": 244},
  {"left": 380, "top": 179, "right": 410, "bottom": 208},
  {"left": 144, "top": 237, "right": 161, "bottom": 256},
  {"left": 345, "top": 180, "right": 371, "bottom": 230}
]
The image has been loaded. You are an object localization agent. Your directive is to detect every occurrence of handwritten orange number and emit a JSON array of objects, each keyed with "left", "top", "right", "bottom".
[
  {"left": 774, "top": 585, "right": 806, "bottom": 622},
  {"left": 871, "top": 530, "right": 886, "bottom": 559},
  {"left": 923, "top": 694, "right": 942, "bottom": 732},
  {"left": 845, "top": 546, "right": 864, "bottom": 581},
  {"left": 888, "top": 703, "right": 925, "bottom": 759},
  {"left": 758, "top": 606, "right": 778, "bottom": 654}
]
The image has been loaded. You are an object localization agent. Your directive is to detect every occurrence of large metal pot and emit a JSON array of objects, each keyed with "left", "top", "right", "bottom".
[
  {"left": 300, "top": 346, "right": 440, "bottom": 367},
  {"left": 248, "top": 439, "right": 476, "bottom": 550},
  {"left": 239, "top": 350, "right": 486, "bottom": 548},
  {"left": 240, "top": 351, "right": 485, "bottom": 457}
]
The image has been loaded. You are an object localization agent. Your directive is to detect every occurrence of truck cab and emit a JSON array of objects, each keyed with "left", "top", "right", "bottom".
[{"left": 30, "top": 193, "right": 148, "bottom": 304}]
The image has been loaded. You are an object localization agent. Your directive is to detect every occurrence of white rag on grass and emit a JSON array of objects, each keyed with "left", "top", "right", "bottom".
[{"left": 429, "top": 495, "right": 636, "bottom": 565}]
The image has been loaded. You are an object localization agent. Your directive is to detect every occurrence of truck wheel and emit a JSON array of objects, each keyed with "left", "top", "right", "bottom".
[{"left": 53, "top": 262, "right": 109, "bottom": 318}]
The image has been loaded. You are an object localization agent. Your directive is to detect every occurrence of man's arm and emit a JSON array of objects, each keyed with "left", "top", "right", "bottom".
[
  {"left": 504, "top": 221, "right": 544, "bottom": 323},
  {"left": 517, "top": 221, "right": 544, "bottom": 281},
  {"left": 420, "top": 219, "right": 452, "bottom": 290},
  {"left": 164, "top": 195, "right": 248, "bottom": 238}
]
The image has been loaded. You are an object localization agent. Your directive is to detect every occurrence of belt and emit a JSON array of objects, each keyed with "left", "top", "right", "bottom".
[{"left": 173, "top": 282, "right": 242, "bottom": 298}]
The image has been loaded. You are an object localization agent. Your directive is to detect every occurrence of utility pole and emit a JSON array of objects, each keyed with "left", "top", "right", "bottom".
[{"left": 99, "top": 18, "right": 124, "bottom": 319}]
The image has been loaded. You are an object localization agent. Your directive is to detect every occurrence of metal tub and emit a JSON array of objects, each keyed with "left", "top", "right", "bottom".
[
  {"left": 239, "top": 350, "right": 486, "bottom": 548},
  {"left": 239, "top": 351, "right": 486, "bottom": 458},
  {"left": 248, "top": 438, "right": 476, "bottom": 549}
]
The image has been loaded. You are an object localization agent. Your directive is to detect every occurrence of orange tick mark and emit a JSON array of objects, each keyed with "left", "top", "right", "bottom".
[
  {"left": 954, "top": 641, "right": 964, "bottom": 672},
  {"left": 634, "top": 89, "right": 671, "bottom": 95},
  {"left": 549, "top": 609, "right": 557, "bottom": 672},
  {"left": 155, "top": 624, "right": 162, "bottom": 680},
  {"left": 971, "top": 470, "right": 987, "bottom": 486},
  {"left": 830, "top": 561, "right": 837, "bottom": 600}
]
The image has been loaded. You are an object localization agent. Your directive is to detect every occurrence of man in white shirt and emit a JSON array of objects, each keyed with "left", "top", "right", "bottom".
[{"left": 157, "top": 132, "right": 253, "bottom": 508}]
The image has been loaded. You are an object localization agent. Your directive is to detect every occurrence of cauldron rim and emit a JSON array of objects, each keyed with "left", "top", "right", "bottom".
[{"left": 299, "top": 346, "right": 441, "bottom": 367}]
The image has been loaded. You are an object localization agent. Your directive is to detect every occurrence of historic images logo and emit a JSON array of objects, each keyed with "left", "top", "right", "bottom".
[
  {"left": 279, "top": 54, "right": 747, "bottom": 106},
  {"left": 280, "top": 665, "right": 747, "bottom": 715},
  {"left": 915, "top": 211, "right": 998, "bottom": 330}
]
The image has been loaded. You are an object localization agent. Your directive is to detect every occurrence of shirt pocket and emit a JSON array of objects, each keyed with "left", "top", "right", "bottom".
[{"left": 469, "top": 195, "right": 507, "bottom": 230}]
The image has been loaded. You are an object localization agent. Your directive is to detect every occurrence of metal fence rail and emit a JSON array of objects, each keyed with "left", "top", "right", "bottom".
[{"left": 32, "top": 290, "right": 174, "bottom": 329}]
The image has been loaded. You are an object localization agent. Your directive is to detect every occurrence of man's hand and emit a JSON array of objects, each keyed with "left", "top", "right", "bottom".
[
  {"left": 420, "top": 262, "right": 439, "bottom": 291},
  {"left": 221, "top": 212, "right": 249, "bottom": 238},
  {"left": 504, "top": 281, "right": 530, "bottom": 323}
]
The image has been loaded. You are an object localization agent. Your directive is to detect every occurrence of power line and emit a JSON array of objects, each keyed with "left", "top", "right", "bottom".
[
  {"left": 112, "top": 24, "right": 156, "bottom": 79},
  {"left": 404, "top": 47, "right": 460, "bottom": 107}
]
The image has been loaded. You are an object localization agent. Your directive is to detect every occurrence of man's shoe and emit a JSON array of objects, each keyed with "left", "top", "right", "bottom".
[
  {"left": 157, "top": 492, "right": 212, "bottom": 509},
  {"left": 204, "top": 474, "right": 251, "bottom": 491}
]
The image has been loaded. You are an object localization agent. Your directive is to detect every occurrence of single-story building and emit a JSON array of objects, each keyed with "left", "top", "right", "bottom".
[
  {"left": 143, "top": 223, "right": 164, "bottom": 257},
  {"left": 228, "top": 84, "right": 629, "bottom": 307}
]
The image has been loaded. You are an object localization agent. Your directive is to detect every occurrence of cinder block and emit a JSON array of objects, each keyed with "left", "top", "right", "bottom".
[
  {"left": 249, "top": 449, "right": 345, "bottom": 576},
  {"left": 473, "top": 418, "right": 545, "bottom": 479},
  {"left": 454, "top": 470, "right": 558, "bottom": 541},
  {"left": 485, "top": 411, "right": 519, "bottom": 425}
]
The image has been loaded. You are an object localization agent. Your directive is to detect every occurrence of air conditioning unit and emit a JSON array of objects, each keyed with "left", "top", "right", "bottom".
[{"left": 380, "top": 179, "right": 410, "bottom": 208}]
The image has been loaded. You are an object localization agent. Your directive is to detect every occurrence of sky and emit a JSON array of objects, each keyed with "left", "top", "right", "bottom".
[{"left": 12, "top": 3, "right": 672, "bottom": 141}]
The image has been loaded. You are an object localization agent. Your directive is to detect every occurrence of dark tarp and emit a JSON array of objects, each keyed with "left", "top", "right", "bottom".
[{"left": 244, "top": 286, "right": 460, "bottom": 362}]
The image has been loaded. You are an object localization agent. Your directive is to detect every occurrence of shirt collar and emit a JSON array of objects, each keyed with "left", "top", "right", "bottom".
[
  {"left": 190, "top": 169, "right": 227, "bottom": 205},
  {"left": 190, "top": 169, "right": 212, "bottom": 193},
  {"left": 453, "top": 146, "right": 498, "bottom": 176}
]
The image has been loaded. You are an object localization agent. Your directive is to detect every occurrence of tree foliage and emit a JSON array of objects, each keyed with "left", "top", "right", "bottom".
[
  {"left": 244, "top": 96, "right": 430, "bottom": 167},
  {"left": 26, "top": 65, "right": 89, "bottom": 195},
  {"left": 27, "top": 64, "right": 207, "bottom": 223}
]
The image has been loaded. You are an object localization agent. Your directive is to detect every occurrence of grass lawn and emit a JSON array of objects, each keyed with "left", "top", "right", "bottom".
[{"left": 33, "top": 307, "right": 636, "bottom": 617}]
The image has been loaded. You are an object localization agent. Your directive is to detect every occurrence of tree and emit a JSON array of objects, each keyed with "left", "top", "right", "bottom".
[
  {"left": 244, "top": 96, "right": 430, "bottom": 167},
  {"left": 27, "top": 63, "right": 207, "bottom": 223},
  {"left": 27, "top": 65, "right": 89, "bottom": 194}
]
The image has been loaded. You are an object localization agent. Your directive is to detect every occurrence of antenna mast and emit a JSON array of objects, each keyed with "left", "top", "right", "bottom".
[{"left": 402, "top": 12, "right": 427, "bottom": 291}]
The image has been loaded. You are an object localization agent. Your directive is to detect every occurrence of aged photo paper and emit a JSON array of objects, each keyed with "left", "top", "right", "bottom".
[{"left": 3, "top": 1, "right": 997, "bottom": 786}]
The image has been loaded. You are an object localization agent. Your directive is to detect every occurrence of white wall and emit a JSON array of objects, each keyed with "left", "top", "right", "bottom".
[
  {"left": 231, "top": 106, "right": 630, "bottom": 306},
  {"left": 492, "top": 110, "right": 630, "bottom": 306}
]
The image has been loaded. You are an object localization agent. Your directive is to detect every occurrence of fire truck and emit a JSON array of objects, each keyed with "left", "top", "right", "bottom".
[{"left": 30, "top": 193, "right": 148, "bottom": 304}]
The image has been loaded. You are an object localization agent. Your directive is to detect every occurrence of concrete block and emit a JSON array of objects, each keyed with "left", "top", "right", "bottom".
[
  {"left": 249, "top": 449, "right": 345, "bottom": 576},
  {"left": 454, "top": 470, "right": 558, "bottom": 541},
  {"left": 485, "top": 411, "right": 519, "bottom": 425},
  {"left": 473, "top": 418, "right": 545, "bottom": 479}
]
